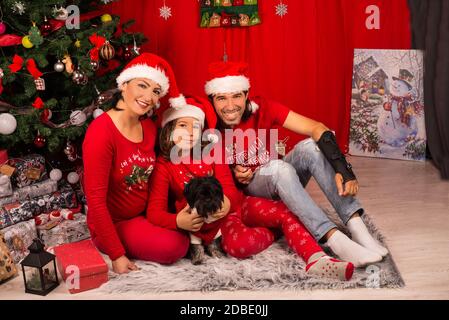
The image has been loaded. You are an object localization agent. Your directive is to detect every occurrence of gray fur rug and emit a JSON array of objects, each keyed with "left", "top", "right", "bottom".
[{"left": 95, "top": 209, "right": 404, "bottom": 294}]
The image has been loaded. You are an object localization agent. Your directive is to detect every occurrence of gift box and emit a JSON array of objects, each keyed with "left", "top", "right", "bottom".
[
  {"left": 0, "top": 179, "right": 58, "bottom": 207},
  {"left": 0, "top": 186, "right": 78, "bottom": 230},
  {"left": 38, "top": 213, "right": 90, "bottom": 248},
  {"left": 54, "top": 239, "right": 108, "bottom": 294},
  {"left": 0, "top": 174, "right": 13, "bottom": 198},
  {"left": 0, "top": 232, "right": 18, "bottom": 283},
  {"left": 1, "top": 219, "right": 37, "bottom": 263},
  {"left": 8, "top": 154, "right": 48, "bottom": 188}
]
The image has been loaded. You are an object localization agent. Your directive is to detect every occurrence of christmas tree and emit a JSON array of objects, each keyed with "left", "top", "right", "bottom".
[{"left": 0, "top": 0, "right": 145, "bottom": 161}]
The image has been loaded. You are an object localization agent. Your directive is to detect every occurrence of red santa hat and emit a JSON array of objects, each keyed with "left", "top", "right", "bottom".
[
  {"left": 116, "top": 52, "right": 186, "bottom": 108},
  {"left": 161, "top": 96, "right": 219, "bottom": 143},
  {"left": 204, "top": 61, "right": 259, "bottom": 113}
]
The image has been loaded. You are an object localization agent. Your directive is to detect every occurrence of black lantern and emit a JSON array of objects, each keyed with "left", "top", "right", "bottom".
[{"left": 20, "top": 239, "right": 59, "bottom": 296}]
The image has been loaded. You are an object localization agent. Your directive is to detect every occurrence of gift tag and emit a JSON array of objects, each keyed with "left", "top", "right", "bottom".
[
  {"left": 25, "top": 167, "right": 41, "bottom": 180},
  {"left": 0, "top": 164, "right": 15, "bottom": 177}
]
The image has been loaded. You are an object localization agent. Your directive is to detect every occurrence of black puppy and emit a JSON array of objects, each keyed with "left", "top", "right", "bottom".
[{"left": 184, "top": 176, "right": 225, "bottom": 265}]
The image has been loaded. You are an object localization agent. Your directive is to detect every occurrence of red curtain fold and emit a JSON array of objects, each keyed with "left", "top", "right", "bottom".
[{"left": 107, "top": 0, "right": 411, "bottom": 152}]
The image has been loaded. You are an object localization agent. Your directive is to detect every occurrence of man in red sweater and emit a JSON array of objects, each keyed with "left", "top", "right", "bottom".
[{"left": 204, "top": 60, "right": 389, "bottom": 267}]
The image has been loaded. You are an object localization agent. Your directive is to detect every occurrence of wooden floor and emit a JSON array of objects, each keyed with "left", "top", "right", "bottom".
[{"left": 1, "top": 156, "right": 448, "bottom": 300}]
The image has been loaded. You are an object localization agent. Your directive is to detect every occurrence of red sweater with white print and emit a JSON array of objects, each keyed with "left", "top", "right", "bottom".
[
  {"left": 221, "top": 96, "right": 290, "bottom": 172},
  {"left": 83, "top": 113, "right": 157, "bottom": 261},
  {"left": 146, "top": 156, "right": 242, "bottom": 244}
]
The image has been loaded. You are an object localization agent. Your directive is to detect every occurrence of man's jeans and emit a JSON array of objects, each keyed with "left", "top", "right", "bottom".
[{"left": 244, "top": 138, "right": 363, "bottom": 241}]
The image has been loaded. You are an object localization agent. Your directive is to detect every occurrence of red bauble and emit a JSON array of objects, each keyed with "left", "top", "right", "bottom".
[
  {"left": 40, "top": 19, "right": 52, "bottom": 36},
  {"left": 383, "top": 102, "right": 392, "bottom": 111},
  {"left": 34, "top": 133, "right": 46, "bottom": 148},
  {"left": 123, "top": 46, "right": 132, "bottom": 60},
  {"left": 41, "top": 109, "right": 52, "bottom": 122}
]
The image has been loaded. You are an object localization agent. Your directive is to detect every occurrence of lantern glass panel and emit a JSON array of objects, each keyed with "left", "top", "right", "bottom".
[
  {"left": 42, "top": 261, "right": 58, "bottom": 289},
  {"left": 23, "top": 266, "right": 42, "bottom": 291}
]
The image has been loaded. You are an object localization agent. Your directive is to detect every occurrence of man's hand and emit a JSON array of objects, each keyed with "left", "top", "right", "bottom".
[
  {"left": 232, "top": 165, "right": 254, "bottom": 184},
  {"left": 112, "top": 255, "right": 139, "bottom": 274},
  {"left": 335, "top": 173, "right": 359, "bottom": 197},
  {"left": 176, "top": 204, "right": 204, "bottom": 232}
]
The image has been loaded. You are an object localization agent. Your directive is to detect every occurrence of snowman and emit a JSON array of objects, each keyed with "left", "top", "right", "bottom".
[{"left": 377, "top": 69, "right": 418, "bottom": 147}]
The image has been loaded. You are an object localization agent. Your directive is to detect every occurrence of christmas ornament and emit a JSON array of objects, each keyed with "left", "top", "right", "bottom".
[
  {"left": 67, "top": 172, "right": 79, "bottom": 184},
  {"left": 0, "top": 22, "right": 6, "bottom": 35},
  {"left": 249, "top": 12, "right": 261, "bottom": 25},
  {"left": 132, "top": 37, "right": 140, "bottom": 56},
  {"left": 34, "top": 131, "right": 46, "bottom": 148},
  {"left": 93, "top": 108, "right": 104, "bottom": 119},
  {"left": 62, "top": 55, "right": 74, "bottom": 74},
  {"left": 159, "top": 1, "right": 172, "bottom": 20},
  {"left": 53, "top": 6, "right": 68, "bottom": 20},
  {"left": 74, "top": 39, "right": 81, "bottom": 48},
  {"left": 11, "top": 2, "right": 26, "bottom": 15},
  {"left": 72, "top": 70, "right": 86, "bottom": 85},
  {"left": 94, "top": 86, "right": 107, "bottom": 105},
  {"left": 0, "top": 68, "right": 3, "bottom": 78},
  {"left": 34, "top": 77, "right": 45, "bottom": 90},
  {"left": 0, "top": 113, "right": 17, "bottom": 135},
  {"left": 100, "top": 41, "right": 115, "bottom": 60},
  {"left": 29, "top": 23, "right": 44, "bottom": 47},
  {"left": 40, "top": 17, "right": 52, "bottom": 36},
  {"left": 239, "top": 14, "right": 250, "bottom": 26},
  {"left": 32, "top": 97, "right": 45, "bottom": 109},
  {"left": 101, "top": 0, "right": 116, "bottom": 4},
  {"left": 275, "top": 0, "right": 288, "bottom": 18},
  {"left": 90, "top": 60, "right": 99, "bottom": 71},
  {"left": 69, "top": 110, "right": 87, "bottom": 126},
  {"left": 100, "top": 14, "right": 112, "bottom": 23},
  {"left": 123, "top": 46, "right": 133, "bottom": 60},
  {"left": 41, "top": 109, "right": 52, "bottom": 122},
  {"left": 209, "top": 13, "right": 221, "bottom": 27},
  {"left": 21, "top": 36, "right": 33, "bottom": 48},
  {"left": 64, "top": 141, "right": 77, "bottom": 161},
  {"left": 49, "top": 169, "right": 62, "bottom": 181},
  {"left": 54, "top": 60, "right": 65, "bottom": 72}
]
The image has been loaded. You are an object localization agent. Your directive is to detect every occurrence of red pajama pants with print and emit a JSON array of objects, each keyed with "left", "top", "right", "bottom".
[{"left": 221, "top": 196, "right": 323, "bottom": 262}]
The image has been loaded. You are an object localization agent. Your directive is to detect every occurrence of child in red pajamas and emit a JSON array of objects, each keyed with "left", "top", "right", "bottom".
[
  {"left": 83, "top": 53, "right": 191, "bottom": 274},
  {"left": 147, "top": 96, "right": 354, "bottom": 280}
]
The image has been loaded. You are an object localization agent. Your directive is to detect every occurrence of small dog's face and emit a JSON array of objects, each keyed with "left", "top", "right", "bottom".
[{"left": 183, "top": 176, "right": 224, "bottom": 218}]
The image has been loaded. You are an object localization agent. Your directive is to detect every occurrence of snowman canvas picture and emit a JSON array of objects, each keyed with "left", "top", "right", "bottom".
[{"left": 349, "top": 49, "right": 426, "bottom": 161}]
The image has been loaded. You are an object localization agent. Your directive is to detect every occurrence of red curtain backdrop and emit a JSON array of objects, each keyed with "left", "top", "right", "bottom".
[{"left": 107, "top": 0, "right": 411, "bottom": 152}]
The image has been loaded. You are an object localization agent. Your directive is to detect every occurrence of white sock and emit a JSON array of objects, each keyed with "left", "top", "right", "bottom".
[
  {"left": 347, "top": 216, "right": 389, "bottom": 257},
  {"left": 326, "top": 230, "right": 383, "bottom": 267}
]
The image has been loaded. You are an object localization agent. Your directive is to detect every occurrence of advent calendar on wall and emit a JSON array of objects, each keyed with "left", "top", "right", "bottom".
[
  {"left": 199, "top": 0, "right": 261, "bottom": 28},
  {"left": 349, "top": 49, "right": 426, "bottom": 161}
]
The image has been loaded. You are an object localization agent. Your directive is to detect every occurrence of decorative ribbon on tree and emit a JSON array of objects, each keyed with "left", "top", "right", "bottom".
[
  {"left": 8, "top": 54, "right": 43, "bottom": 79},
  {"left": 89, "top": 33, "right": 107, "bottom": 61},
  {"left": 32, "top": 97, "right": 44, "bottom": 109}
]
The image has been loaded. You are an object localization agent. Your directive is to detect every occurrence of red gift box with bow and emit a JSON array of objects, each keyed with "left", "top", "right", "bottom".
[{"left": 54, "top": 239, "right": 108, "bottom": 294}]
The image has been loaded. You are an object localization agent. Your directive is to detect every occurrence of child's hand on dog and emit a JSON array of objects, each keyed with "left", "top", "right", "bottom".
[
  {"left": 210, "top": 196, "right": 231, "bottom": 220},
  {"left": 176, "top": 204, "right": 204, "bottom": 232}
]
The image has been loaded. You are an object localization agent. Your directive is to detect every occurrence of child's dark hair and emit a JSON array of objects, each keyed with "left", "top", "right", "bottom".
[{"left": 159, "top": 119, "right": 209, "bottom": 160}]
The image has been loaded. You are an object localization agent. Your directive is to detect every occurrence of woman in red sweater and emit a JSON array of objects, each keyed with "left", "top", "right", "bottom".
[
  {"left": 83, "top": 53, "right": 192, "bottom": 274},
  {"left": 147, "top": 96, "right": 354, "bottom": 280}
]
